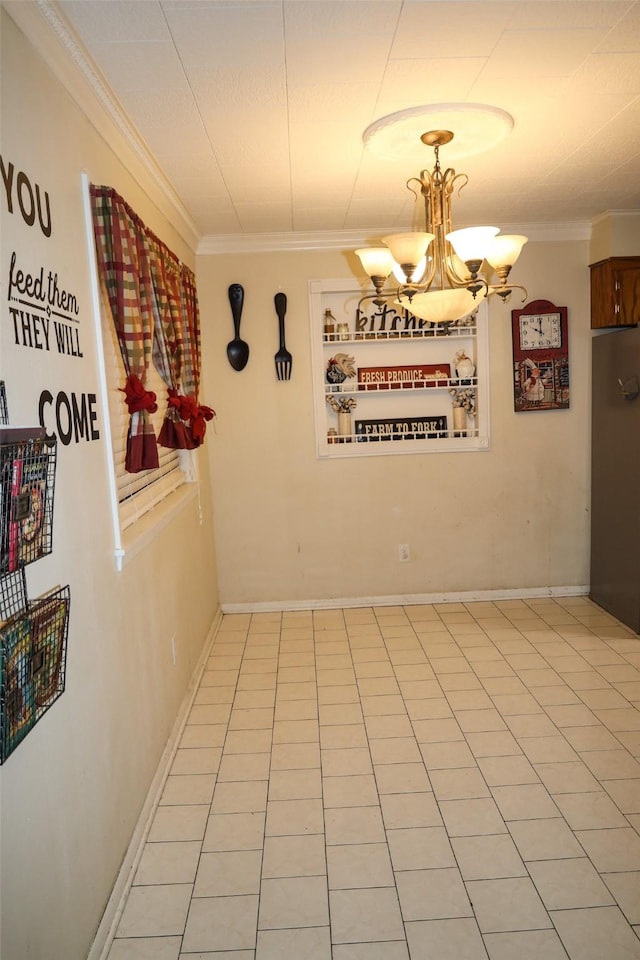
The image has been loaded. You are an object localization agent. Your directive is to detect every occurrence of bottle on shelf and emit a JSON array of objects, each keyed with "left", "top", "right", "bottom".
[{"left": 324, "top": 309, "right": 336, "bottom": 340}]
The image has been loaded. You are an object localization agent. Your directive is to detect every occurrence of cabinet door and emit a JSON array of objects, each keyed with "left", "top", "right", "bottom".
[{"left": 590, "top": 258, "right": 640, "bottom": 329}]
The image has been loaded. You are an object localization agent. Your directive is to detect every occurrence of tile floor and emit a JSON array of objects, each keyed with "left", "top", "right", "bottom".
[{"left": 106, "top": 597, "right": 640, "bottom": 959}]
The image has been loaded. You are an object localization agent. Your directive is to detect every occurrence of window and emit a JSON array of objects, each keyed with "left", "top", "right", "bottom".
[{"left": 82, "top": 175, "right": 209, "bottom": 567}]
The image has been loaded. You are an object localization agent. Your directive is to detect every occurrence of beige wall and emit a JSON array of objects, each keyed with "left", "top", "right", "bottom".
[
  {"left": 1, "top": 11, "right": 219, "bottom": 959},
  {"left": 199, "top": 238, "right": 591, "bottom": 607}
]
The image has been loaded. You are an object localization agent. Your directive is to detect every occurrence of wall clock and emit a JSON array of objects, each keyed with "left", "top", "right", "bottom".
[{"left": 511, "top": 299, "right": 569, "bottom": 412}]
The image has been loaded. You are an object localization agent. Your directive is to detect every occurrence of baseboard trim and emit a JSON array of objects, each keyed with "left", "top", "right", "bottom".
[
  {"left": 221, "top": 585, "right": 590, "bottom": 614},
  {"left": 87, "top": 605, "right": 223, "bottom": 960}
]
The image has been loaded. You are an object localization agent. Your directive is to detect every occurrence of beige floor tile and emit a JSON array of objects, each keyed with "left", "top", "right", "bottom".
[
  {"left": 171, "top": 747, "right": 222, "bottom": 775},
  {"left": 324, "top": 805, "right": 386, "bottom": 845},
  {"left": 380, "top": 792, "right": 443, "bottom": 829},
  {"left": 369, "top": 737, "right": 421, "bottom": 765},
  {"left": 477, "top": 755, "right": 539, "bottom": 786},
  {"left": 323, "top": 774, "right": 379, "bottom": 808},
  {"left": 258, "top": 876, "right": 329, "bottom": 929},
  {"left": 465, "top": 730, "right": 521, "bottom": 757},
  {"left": 405, "top": 698, "right": 454, "bottom": 720},
  {"left": 116, "top": 884, "right": 193, "bottom": 938},
  {"left": 322, "top": 747, "right": 374, "bottom": 776},
  {"left": 265, "top": 798, "right": 324, "bottom": 836},
  {"left": 211, "top": 780, "right": 268, "bottom": 814},
  {"left": 508, "top": 817, "right": 584, "bottom": 861},
  {"left": 134, "top": 841, "right": 201, "bottom": 886},
  {"left": 387, "top": 826, "right": 456, "bottom": 870},
  {"left": 602, "top": 778, "right": 640, "bottom": 814},
  {"left": 202, "top": 811, "right": 266, "bottom": 852},
  {"left": 602, "top": 872, "right": 640, "bottom": 924},
  {"left": 148, "top": 805, "right": 209, "bottom": 843},
  {"left": 466, "top": 877, "right": 552, "bottom": 933},
  {"left": 405, "top": 918, "right": 489, "bottom": 960},
  {"left": 332, "top": 942, "right": 409, "bottom": 960},
  {"left": 533, "top": 760, "right": 601, "bottom": 794},
  {"left": 269, "top": 741, "right": 320, "bottom": 770},
  {"left": 439, "top": 798, "right": 508, "bottom": 837},
  {"left": 451, "top": 833, "right": 526, "bottom": 880},
  {"left": 193, "top": 850, "right": 262, "bottom": 897},
  {"left": 255, "top": 926, "right": 331, "bottom": 960},
  {"left": 527, "top": 857, "right": 615, "bottom": 909},
  {"left": 429, "top": 767, "right": 491, "bottom": 801},
  {"left": 374, "top": 761, "right": 431, "bottom": 794},
  {"left": 329, "top": 887, "right": 405, "bottom": 943},
  {"left": 491, "top": 783, "right": 559, "bottom": 821},
  {"left": 182, "top": 895, "right": 259, "bottom": 952},
  {"left": 160, "top": 774, "right": 216, "bottom": 806},
  {"left": 553, "top": 791, "right": 629, "bottom": 830},
  {"left": 275, "top": 699, "right": 318, "bottom": 721},
  {"left": 396, "top": 867, "right": 472, "bottom": 920},
  {"left": 482, "top": 929, "right": 569, "bottom": 960},
  {"left": 268, "top": 767, "right": 322, "bottom": 800},
  {"left": 320, "top": 723, "right": 369, "bottom": 749},
  {"left": 420, "top": 740, "right": 477, "bottom": 770},
  {"left": 108, "top": 937, "right": 181, "bottom": 960},
  {"left": 327, "top": 842, "right": 394, "bottom": 889},
  {"left": 217, "top": 752, "right": 271, "bottom": 782},
  {"left": 262, "top": 833, "right": 327, "bottom": 878},
  {"left": 575, "top": 827, "right": 640, "bottom": 871},
  {"left": 550, "top": 905, "right": 640, "bottom": 960}
]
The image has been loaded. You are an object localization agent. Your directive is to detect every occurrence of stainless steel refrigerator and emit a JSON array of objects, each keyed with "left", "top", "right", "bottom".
[{"left": 591, "top": 325, "right": 640, "bottom": 631}]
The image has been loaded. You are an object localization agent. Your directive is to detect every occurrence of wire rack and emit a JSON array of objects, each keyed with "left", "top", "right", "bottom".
[{"left": 0, "top": 585, "right": 70, "bottom": 762}]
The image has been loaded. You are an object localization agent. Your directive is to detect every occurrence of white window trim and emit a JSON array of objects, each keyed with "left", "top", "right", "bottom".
[{"left": 81, "top": 173, "right": 200, "bottom": 570}]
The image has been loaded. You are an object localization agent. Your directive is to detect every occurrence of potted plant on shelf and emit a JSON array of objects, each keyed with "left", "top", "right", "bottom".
[{"left": 326, "top": 395, "right": 357, "bottom": 441}]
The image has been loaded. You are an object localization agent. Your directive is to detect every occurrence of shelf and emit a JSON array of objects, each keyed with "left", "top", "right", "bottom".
[
  {"left": 326, "top": 377, "right": 477, "bottom": 395},
  {"left": 309, "top": 279, "right": 490, "bottom": 460},
  {"left": 323, "top": 325, "right": 476, "bottom": 344}
]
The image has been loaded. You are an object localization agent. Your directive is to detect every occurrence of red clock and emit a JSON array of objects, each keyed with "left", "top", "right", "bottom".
[{"left": 511, "top": 299, "right": 569, "bottom": 411}]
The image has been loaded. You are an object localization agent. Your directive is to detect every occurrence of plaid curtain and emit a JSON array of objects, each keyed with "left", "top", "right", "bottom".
[{"left": 89, "top": 186, "right": 159, "bottom": 472}]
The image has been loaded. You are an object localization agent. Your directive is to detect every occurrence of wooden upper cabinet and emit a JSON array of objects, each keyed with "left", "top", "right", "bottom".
[{"left": 590, "top": 257, "right": 640, "bottom": 328}]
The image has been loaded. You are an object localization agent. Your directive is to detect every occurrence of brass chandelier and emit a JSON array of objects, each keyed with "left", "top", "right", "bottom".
[{"left": 355, "top": 129, "right": 528, "bottom": 324}]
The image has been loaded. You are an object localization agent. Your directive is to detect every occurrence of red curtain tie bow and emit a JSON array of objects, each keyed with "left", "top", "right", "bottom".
[
  {"left": 120, "top": 373, "right": 158, "bottom": 414},
  {"left": 191, "top": 404, "right": 215, "bottom": 441},
  {"left": 166, "top": 389, "right": 215, "bottom": 441}
]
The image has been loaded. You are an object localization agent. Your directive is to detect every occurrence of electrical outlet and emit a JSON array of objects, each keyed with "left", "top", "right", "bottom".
[{"left": 398, "top": 543, "right": 410, "bottom": 563}]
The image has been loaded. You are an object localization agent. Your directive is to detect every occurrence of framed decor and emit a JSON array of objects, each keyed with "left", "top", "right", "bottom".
[{"left": 511, "top": 299, "right": 569, "bottom": 412}]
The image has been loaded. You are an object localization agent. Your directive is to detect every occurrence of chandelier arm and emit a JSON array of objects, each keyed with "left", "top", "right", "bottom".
[{"left": 488, "top": 282, "right": 528, "bottom": 304}]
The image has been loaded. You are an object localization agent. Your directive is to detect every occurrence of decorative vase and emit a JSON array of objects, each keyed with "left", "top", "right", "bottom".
[
  {"left": 338, "top": 411, "right": 352, "bottom": 440},
  {"left": 456, "top": 353, "right": 475, "bottom": 380},
  {"left": 452, "top": 405, "right": 467, "bottom": 436}
]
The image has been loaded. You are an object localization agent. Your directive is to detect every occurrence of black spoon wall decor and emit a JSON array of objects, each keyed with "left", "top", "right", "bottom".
[{"left": 227, "top": 283, "right": 249, "bottom": 371}]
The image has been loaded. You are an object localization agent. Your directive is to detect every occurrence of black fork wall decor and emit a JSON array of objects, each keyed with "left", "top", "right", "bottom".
[{"left": 274, "top": 292, "right": 292, "bottom": 381}]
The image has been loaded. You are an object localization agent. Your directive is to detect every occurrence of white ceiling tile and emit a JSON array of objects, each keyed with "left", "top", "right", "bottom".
[
  {"left": 163, "top": 1, "right": 284, "bottom": 68},
  {"left": 507, "top": 1, "right": 632, "bottom": 30},
  {"left": 377, "top": 58, "right": 487, "bottom": 112},
  {"left": 59, "top": 0, "right": 170, "bottom": 43},
  {"left": 391, "top": 2, "right": 514, "bottom": 58},
  {"left": 597, "top": 3, "right": 640, "bottom": 51},
  {"left": 481, "top": 28, "right": 610, "bottom": 79},
  {"left": 86, "top": 41, "right": 188, "bottom": 92}
]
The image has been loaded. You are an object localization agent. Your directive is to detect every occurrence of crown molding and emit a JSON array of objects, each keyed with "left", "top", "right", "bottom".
[
  {"left": 3, "top": 0, "right": 201, "bottom": 252},
  {"left": 197, "top": 221, "right": 592, "bottom": 256}
]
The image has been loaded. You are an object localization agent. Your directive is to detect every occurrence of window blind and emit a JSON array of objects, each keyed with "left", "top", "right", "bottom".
[{"left": 100, "top": 287, "right": 186, "bottom": 531}]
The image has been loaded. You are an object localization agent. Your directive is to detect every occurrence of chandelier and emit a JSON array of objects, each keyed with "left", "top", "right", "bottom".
[{"left": 355, "top": 129, "right": 528, "bottom": 325}]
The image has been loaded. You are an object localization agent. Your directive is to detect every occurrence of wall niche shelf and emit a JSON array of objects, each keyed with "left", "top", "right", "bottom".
[{"left": 309, "top": 279, "right": 491, "bottom": 459}]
